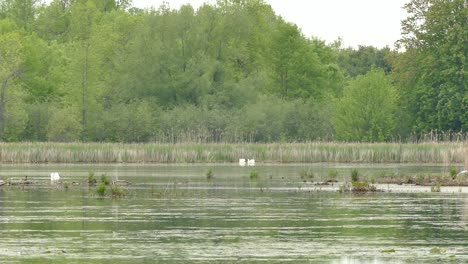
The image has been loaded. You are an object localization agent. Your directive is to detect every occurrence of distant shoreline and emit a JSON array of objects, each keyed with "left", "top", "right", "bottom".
[{"left": 0, "top": 142, "right": 466, "bottom": 165}]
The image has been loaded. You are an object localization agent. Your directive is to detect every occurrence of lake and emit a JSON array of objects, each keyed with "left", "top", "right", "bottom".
[{"left": 0, "top": 164, "right": 467, "bottom": 263}]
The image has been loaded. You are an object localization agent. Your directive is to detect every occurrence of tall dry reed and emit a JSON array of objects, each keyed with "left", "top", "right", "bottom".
[{"left": 0, "top": 142, "right": 465, "bottom": 164}]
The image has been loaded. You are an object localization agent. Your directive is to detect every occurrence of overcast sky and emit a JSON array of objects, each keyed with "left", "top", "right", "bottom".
[{"left": 132, "top": 0, "right": 409, "bottom": 48}]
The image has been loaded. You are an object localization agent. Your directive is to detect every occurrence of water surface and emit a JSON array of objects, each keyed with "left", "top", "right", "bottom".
[{"left": 0, "top": 164, "right": 467, "bottom": 263}]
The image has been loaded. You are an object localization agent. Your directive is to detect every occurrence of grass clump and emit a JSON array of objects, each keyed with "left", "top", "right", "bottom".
[
  {"left": 206, "top": 168, "right": 214, "bottom": 180},
  {"left": 88, "top": 171, "right": 97, "bottom": 186},
  {"left": 96, "top": 183, "right": 106, "bottom": 196},
  {"left": 351, "top": 169, "right": 359, "bottom": 182},
  {"left": 111, "top": 185, "right": 125, "bottom": 198},
  {"left": 431, "top": 184, "right": 441, "bottom": 192},
  {"left": 328, "top": 170, "right": 338, "bottom": 182},
  {"left": 250, "top": 170, "right": 258, "bottom": 179},
  {"left": 299, "top": 169, "right": 314, "bottom": 181},
  {"left": 449, "top": 167, "right": 457, "bottom": 179},
  {"left": 101, "top": 174, "right": 110, "bottom": 185},
  {"left": 430, "top": 247, "right": 445, "bottom": 254}
]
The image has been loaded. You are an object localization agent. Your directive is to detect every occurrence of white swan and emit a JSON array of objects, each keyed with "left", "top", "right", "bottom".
[
  {"left": 247, "top": 159, "right": 255, "bottom": 166},
  {"left": 239, "top": 159, "right": 246, "bottom": 166},
  {"left": 50, "top": 172, "right": 60, "bottom": 181}
]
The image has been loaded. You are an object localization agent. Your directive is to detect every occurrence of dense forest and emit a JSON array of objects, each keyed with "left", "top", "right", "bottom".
[{"left": 0, "top": 0, "right": 466, "bottom": 143}]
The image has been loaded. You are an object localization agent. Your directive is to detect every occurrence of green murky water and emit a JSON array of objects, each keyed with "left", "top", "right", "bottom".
[{"left": 0, "top": 164, "right": 467, "bottom": 263}]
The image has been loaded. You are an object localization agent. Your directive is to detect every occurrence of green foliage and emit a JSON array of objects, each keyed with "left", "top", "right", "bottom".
[
  {"left": 338, "top": 45, "right": 392, "bottom": 78},
  {"left": 0, "top": 0, "right": 463, "bottom": 143},
  {"left": 333, "top": 69, "right": 397, "bottom": 142},
  {"left": 431, "top": 185, "right": 441, "bottom": 193},
  {"left": 101, "top": 174, "right": 110, "bottom": 185},
  {"left": 449, "top": 167, "right": 457, "bottom": 179},
  {"left": 96, "top": 183, "right": 106, "bottom": 196},
  {"left": 46, "top": 107, "right": 81, "bottom": 142},
  {"left": 249, "top": 170, "right": 258, "bottom": 179},
  {"left": 206, "top": 168, "right": 214, "bottom": 180},
  {"left": 393, "top": 0, "right": 467, "bottom": 134},
  {"left": 111, "top": 185, "right": 125, "bottom": 198},
  {"left": 328, "top": 170, "right": 338, "bottom": 181},
  {"left": 88, "top": 171, "right": 96, "bottom": 185},
  {"left": 299, "top": 169, "right": 314, "bottom": 180},
  {"left": 351, "top": 169, "right": 359, "bottom": 182}
]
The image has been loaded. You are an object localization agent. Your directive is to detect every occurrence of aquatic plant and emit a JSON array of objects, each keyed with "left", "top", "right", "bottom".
[
  {"left": 111, "top": 185, "right": 125, "bottom": 198},
  {"left": 299, "top": 169, "right": 314, "bottom": 180},
  {"left": 430, "top": 247, "right": 445, "bottom": 254},
  {"left": 415, "top": 174, "right": 426, "bottom": 185},
  {"left": 351, "top": 169, "right": 359, "bottom": 182},
  {"left": 101, "top": 174, "right": 110, "bottom": 185},
  {"left": 96, "top": 184, "right": 106, "bottom": 196},
  {"left": 250, "top": 170, "right": 258, "bottom": 179},
  {"left": 449, "top": 167, "right": 457, "bottom": 179},
  {"left": 338, "top": 182, "right": 351, "bottom": 193},
  {"left": 88, "top": 171, "right": 97, "bottom": 185},
  {"left": 431, "top": 185, "right": 441, "bottom": 192},
  {"left": 206, "top": 168, "right": 214, "bottom": 180},
  {"left": 328, "top": 170, "right": 338, "bottom": 182}
]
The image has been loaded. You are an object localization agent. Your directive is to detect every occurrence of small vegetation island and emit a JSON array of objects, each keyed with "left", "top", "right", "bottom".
[{"left": 0, "top": 0, "right": 466, "bottom": 184}]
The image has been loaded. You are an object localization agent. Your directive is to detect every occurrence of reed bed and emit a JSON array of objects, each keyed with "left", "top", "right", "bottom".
[{"left": 0, "top": 142, "right": 466, "bottom": 164}]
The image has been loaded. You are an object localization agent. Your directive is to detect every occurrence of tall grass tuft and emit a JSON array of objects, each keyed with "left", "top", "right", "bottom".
[
  {"left": 96, "top": 184, "right": 106, "bottom": 196},
  {"left": 0, "top": 142, "right": 465, "bottom": 164},
  {"left": 351, "top": 169, "right": 359, "bottom": 182},
  {"left": 206, "top": 168, "right": 214, "bottom": 180}
]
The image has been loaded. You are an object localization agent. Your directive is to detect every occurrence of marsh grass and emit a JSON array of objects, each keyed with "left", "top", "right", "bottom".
[
  {"left": 96, "top": 184, "right": 106, "bottom": 196},
  {"left": 111, "top": 185, "right": 126, "bottom": 198},
  {"left": 250, "top": 170, "right": 258, "bottom": 179},
  {"left": 206, "top": 168, "right": 214, "bottom": 180},
  {"left": 299, "top": 169, "right": 314, "bottom": 181},
  {"left": 0, "top": 142, "right": 465, "bottom": 164}
]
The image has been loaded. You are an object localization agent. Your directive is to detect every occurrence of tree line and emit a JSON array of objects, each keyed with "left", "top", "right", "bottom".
[{"left": 0, "top": 0, "right": 465, "bottom": 143}]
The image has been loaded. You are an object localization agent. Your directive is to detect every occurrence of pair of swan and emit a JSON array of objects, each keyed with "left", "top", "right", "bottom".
[{"left": 239, "top": 159, "right": 255, "bottom": 166}]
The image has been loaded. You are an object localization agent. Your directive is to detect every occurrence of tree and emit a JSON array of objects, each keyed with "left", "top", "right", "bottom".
[
  {"left": 337, "top": 45, "right": 392, "bottom": 78},
  {"left": 333, "top": 69, "right": 397, "bottom": 142},
  {"left": 394, "top": 0, "right": 467, "bottom": 133},
  {"left": 0, "top": 20, "right": 23, "bottom": 140}
]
